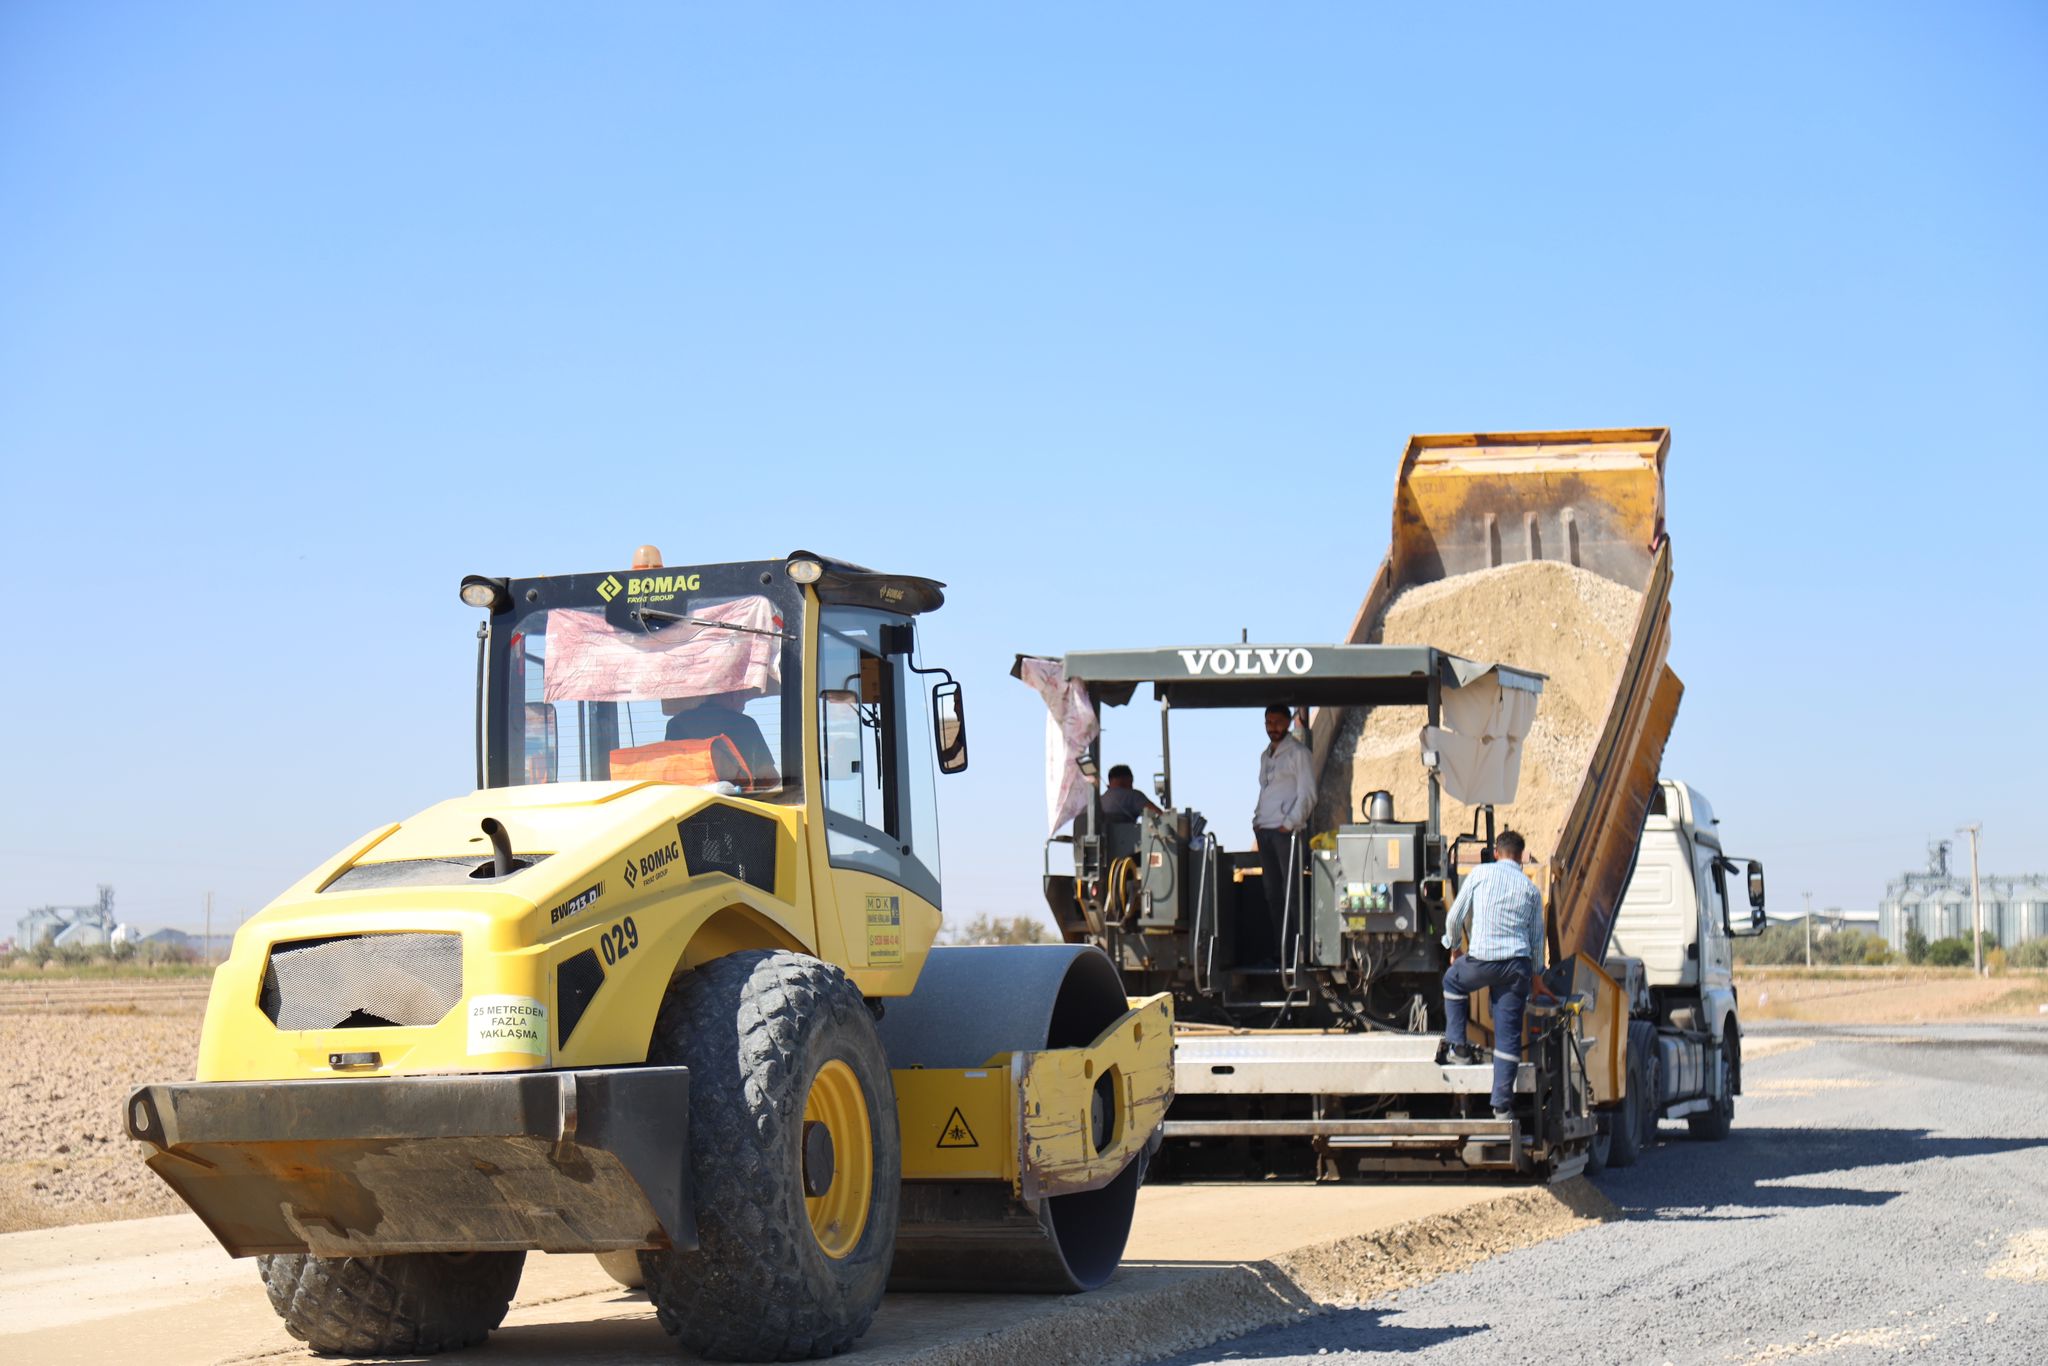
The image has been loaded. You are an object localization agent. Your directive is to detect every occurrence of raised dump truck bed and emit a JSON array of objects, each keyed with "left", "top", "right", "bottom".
[{"left": 1316, "top": 427, "right": 1682, "bottom": 972}]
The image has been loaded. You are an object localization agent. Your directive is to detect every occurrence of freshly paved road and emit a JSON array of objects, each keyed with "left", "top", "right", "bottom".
[{"left": 1165, "top": 1022, "right": 2048, "bottom": 1366}]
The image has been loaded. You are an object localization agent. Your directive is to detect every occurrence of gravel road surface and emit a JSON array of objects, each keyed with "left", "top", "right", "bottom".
[{"left": 1162, "top": 1022, "right": 2048, "bottom": 1366}]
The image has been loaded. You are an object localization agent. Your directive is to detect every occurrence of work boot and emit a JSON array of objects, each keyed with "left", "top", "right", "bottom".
[{"left": 1436, "top": 1039, "right": 1481, "bottom": 1066}]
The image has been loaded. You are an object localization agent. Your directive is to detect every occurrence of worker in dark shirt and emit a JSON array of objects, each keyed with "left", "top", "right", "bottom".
[
  {"left": 1098, "top": 764, "right": 1160, "bottom": 824},
  {"left": 665, "top": 692, "right": 780, "bottom": 790}
]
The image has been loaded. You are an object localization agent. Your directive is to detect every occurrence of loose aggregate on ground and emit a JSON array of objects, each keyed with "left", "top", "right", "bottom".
[
  {"left": 1163, "top": 1021, "right": 2048, "bottom": 1366},
  {"left": 1331, "top": 560, "right": 1641, "bottom": 862}
]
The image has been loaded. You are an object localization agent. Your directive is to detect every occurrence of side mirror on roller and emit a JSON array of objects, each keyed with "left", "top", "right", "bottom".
[{"left": 933, "top": 681, "right": 968, "bottom": 774}]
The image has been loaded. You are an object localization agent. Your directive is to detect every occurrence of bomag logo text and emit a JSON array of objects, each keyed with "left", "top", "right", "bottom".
[
  {"left": 637, "top": 842, "right": 682, "bottom": 880},
  {"left": 626, "top": 573, "right": 701, "bottom": 597},
  {"left": 1175, "top": 646, "right": 1315, "bottom": 677}
]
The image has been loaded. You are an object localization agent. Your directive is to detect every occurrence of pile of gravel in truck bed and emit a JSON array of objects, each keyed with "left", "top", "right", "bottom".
[{"left": 1327, "top": 559, "right": 1643, "bottom": 865}]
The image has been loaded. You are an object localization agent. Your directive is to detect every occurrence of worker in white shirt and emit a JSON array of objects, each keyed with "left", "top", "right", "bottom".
[{"left": 1246, "top": 704, "right": 1315, "bottom": 967}]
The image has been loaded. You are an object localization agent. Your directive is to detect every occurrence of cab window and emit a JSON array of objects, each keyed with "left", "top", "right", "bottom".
[
  {"left": 819, "top": 607, "right": 939, "bottom": 905},
  {"left": 507, "top": 593, "right": 799, "bottom": 802}
]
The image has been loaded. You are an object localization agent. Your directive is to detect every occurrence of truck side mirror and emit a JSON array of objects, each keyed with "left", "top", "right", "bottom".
[
  {"left": 933, "top": 681, "right": 968, "bottom": 774},
  {"left": 1746, "top": 860, "right": 1767, "bottom": 928}
]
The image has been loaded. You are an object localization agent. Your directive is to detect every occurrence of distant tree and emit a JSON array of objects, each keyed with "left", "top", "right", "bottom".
[
  {"left": 1734, "top": 923, "right": 1804, "bottom": 966},
  {"left": 1813, "top": 928, "right": 1891, "bottom": 967},
  {"left": 939, "top": 914, "right": 1056, "bottom": 946},
  {"left": 2010, "top": 939, "right": 2048, "bottom": 970},
  {"left": 1904, "top": 925, "right": 1929, "bottom": 966},
  {"left": 1861, "top": 937, "right": 1892, "bottom": 966},
  {"left": 1735, "top": 922, "right": 1815, "bottom": 966},
  {"left": 1925, "top": 936, "right": 1971, "bottom": 968}
]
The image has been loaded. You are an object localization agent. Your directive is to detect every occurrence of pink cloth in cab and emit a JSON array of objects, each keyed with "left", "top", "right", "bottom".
[{"left": 541, "top": 596, "right": 783, "bottom": 703}]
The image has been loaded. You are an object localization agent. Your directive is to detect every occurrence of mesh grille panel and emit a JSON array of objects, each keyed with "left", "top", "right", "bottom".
[
  {"left": 556, "top": 949, "right": 605, "bottom": 1048},
  {"left": 260, "top": 933, "right": 464, "bottom": 1030},
  {"left": 679, "top": 806, "right": 777, "bottom": 892}
]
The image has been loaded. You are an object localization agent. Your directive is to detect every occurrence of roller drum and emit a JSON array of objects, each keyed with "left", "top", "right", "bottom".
[{"left": 877, "top": 944, "right": 1145, "bottom": 1293}]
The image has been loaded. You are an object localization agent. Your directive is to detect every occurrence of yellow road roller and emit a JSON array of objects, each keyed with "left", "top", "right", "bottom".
[{"left": 126, "top": 549, "right": 1172, "bottom": 1360}]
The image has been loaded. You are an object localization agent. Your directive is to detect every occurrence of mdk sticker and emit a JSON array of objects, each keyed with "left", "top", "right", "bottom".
[{"left": 865, "top": 894, "right": 903, "bottom": 966}]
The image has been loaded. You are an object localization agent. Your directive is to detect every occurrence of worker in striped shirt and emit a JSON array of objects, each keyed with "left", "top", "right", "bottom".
[{"left": 1438, "top": 829, "right": 1545, "bottom": 1117}]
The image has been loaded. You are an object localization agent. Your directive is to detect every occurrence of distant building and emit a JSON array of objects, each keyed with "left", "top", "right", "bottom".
[
  {"left": 15, "top": 885, "right": 118, "bottom": 952},
  {"left": 1771, "top": 908, "right": 1880, "bottom": 934},
  {"left": 1878, "top": 842, "right": 2048, "bottom": 949}
]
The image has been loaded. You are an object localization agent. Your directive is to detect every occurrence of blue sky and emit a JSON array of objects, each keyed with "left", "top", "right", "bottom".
[{"left": 3, "top": 3, "right": 2043, "bottom": 935}]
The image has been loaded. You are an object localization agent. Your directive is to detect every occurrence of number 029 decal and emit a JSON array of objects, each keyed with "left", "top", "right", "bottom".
[{"left": 599, "top": 915, "right": 639, "bottom": 967}]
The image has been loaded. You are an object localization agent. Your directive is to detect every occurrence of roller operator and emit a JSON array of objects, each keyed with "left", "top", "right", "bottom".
[{"left": 664, "top": 691, "right": 779, "bottom": 790}]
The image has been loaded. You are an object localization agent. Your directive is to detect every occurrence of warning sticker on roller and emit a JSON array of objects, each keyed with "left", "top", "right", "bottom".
[
  {"left": 467, "top": 995, "right": 547, "bottom": 1056},
  {"left": 936, "top": 1106, "right": 979, "bottom": 1148}
]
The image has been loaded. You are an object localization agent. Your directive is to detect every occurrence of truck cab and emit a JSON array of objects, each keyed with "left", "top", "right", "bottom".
[{"left": 1605, "top": 778, "right": 1766, "bottom": 1148}]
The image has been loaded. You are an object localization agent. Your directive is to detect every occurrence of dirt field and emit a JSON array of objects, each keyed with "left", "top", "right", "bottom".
[
  {"left": 0, "top": 980, "right": 206, "bottom": 1233},
  {"left": 1737, "top": 967, "right": 2048, "bottom": 1025}
]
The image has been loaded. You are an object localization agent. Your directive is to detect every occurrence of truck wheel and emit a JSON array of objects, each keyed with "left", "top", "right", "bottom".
[
  {"left": 1585, "top": 1115, "right": 1613, "bottom": 1174},
  {"left": 639, "top": 950, "right": 901, "bottom": 1361},
  {"left": 257, "top": 1251, "right": 525, "bottom": 1355},
  {"left": 1637, "top": 1030, "right": 1662, "bottom": 1152},
  {"left": 1688, "top": 1030, "right": 1736, "bottom": 1141},
  {"left": 1607, "top": 1021, "right": 1657, "bottom": 1168}
]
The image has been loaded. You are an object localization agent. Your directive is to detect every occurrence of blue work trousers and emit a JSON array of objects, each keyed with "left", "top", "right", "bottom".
[{"left": 1442, "top": 955, "right": 1532, "bottom": 1111}]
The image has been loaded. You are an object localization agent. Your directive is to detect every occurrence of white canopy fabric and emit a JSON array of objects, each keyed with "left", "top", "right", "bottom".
[
  {"left": 1420, "top": 668, "right": 1541, "bottom": 807},
  {"left": 540, "top": 596, "right": 782, "bottom": 704},
  {"left": 1016, "top": 655, "right": 1099, "bottom": 835}
]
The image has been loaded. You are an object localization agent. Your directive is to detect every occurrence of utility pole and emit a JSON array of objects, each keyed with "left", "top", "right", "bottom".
[
  {"left": 1959, "top": 824, "right": 1983, "bottom": 976},
  {"left": 1802, "top": 890, "right": 1813, "bottom": 968},
  {"left": 204, "top": 890, "right": 214, "bottom": 966}
]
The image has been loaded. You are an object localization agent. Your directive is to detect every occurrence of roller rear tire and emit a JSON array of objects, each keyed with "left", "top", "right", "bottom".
[
  {"left": 257, "top": 1251, "right": 525, "bottom": 1356},
  {"left": 639, "top": 950, "right": 901, "bottom": 1361}
]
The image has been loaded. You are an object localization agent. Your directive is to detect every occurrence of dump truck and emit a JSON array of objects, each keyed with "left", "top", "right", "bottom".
[
  {"left": 126, "top": 550, "right": 1172, "bottom": 1361},
  {"left": 1025, "top": 428, "right": 1760, "bottom": 1178}
]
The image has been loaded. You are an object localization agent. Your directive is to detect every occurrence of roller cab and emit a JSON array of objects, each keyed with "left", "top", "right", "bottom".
[{"left": 128, "top": 550, "right": 1172, "bottom": 1363}]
